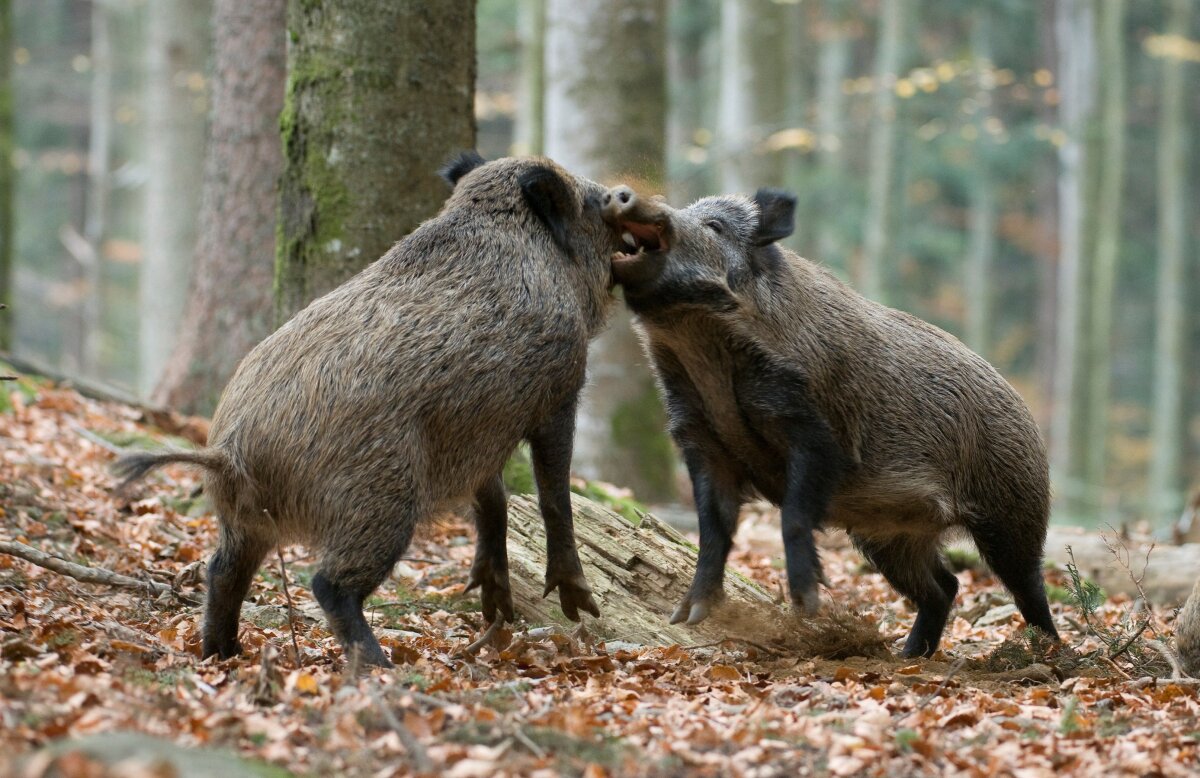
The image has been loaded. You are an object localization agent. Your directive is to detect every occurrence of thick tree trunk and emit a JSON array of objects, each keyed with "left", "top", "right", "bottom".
[
  {"left": 964, "top": 10, "right": 996, "bottom": 357},
  {"left": 717, "top": 0, "right": 786, "bottom": 193},
  {"left": 859, "top": 0, "right": 905, "bottom": 304},
  {"left": 151, "top": 0, "right": 286, "bottom": 415},
  {"left": 139, "top": 0, "right": 211, "bottom": 397},
  {"left": 1083, "top": 0, "right": 1126, "bottom": 521},
  {"left": 1050, "top": 0, "right": 1098, "bottom": 520},
  {"left": 0, "top": 0, "right": 11, "bottom": 352},
  {"left": 1148, "top": 0, "right": 1191, "bottom": 527},
  {"left": 1033, "top": 0, "right": 1059, "bottom": 431},
  {"left": 513, "top": 0, "right": 545, "bottom": 156},
  {"left": 544, "top": 0, "right": 676, "bottom": 503},
  {"left": 666, "top": 0, "right": 716, "bottom": 206},
  {"left": 503, "top": 494, "right": 772, "bottom": 643},
  {"left": 275, "top": 0, "right": 476, "bottom": 321},
  {"left": 814, "top": 0, "right": 852, "bottom": 274}
]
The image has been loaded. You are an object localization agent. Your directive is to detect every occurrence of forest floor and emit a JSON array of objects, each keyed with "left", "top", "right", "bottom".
[{"left": 1, "top": 378, "right": 1199, "bottom": 777}]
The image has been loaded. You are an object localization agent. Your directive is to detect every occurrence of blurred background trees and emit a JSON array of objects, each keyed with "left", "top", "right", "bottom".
[{"left": 2, "top": 0, "right": 1198, "bottom": 529}]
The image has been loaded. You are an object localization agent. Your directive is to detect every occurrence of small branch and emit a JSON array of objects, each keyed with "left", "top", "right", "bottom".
[
  {"left": 366, "top": 684, "right": 433, "bottom": 774},
  {"left": 1144, "top": 640, "right": 1185, "bottom": 680},
  {"left": 276, "top": 546, "right": 303, "bottom": 668},
  {"left": 0, "top": 539, "right": 200, "bottom": 605},
  {"left": 399, "top": 557, "right": 442, "bottom": 565},
  {"left": 463, "top": 619, "right": 506, "bottom": 655},
  {"left": 1108, "top": 618, "right": 1152, "bottom": 662}
]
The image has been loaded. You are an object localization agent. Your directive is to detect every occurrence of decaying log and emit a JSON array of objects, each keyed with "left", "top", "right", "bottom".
[
  {"left": 504, "top": 494, "right": 775, "bottom": 645},
  {"left": 1041, "top": 527, "right": 1200, "bottom": 605}
]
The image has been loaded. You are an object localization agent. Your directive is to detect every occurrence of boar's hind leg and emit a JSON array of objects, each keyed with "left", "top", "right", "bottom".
[
  {"left": 671, "top": 452, "right": 741, "bottom": 625},
  {"left": 967, "top": 520, "right": 1059, "bottom": 641},
  {"left": 854, "top": 534, "right": 958, "bottom": 658},
  {"left": 465, "top": 474, "right": 515, "bottom": 625},
  {"left": 528, "top": 400, "right": 600, "bottom": 622},
  {"left": 312, "top": 507, "right": 418, "bottom": 668},
  {"left": 202, "top": 525, "right": 271, "bottom": 660}
]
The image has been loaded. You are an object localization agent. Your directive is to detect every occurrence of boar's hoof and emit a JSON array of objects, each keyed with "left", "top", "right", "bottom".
[
  {"left": 669, "top": 591, "right": 722, "bottom": 626},
  {"left": 542, "top": 571, "right": 601, "bottom": 622},
  {"left": 791, "top": 585, "right": 821, "bottom": 617},
  {"left": 466, "top": 559, "right": 516, "bottom": 624}
]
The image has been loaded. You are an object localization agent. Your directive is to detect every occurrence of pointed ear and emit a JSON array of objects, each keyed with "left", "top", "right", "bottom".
[
  {"left": 752, "top": 188, "right": 797, "bottom": 246},
  {"left": 439, "top": 150, "right": 487, "bottom": 188},
  {"left": 518, "top": 164, "right": 577, "bottom": 253}
]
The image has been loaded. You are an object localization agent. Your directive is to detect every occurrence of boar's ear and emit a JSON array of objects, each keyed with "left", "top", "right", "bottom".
[
  {"left": 439, "top": 150, "right": 487, "bottom": 188},
  {"left": 518, "top": 164, "right": 576, "bottom": 254},
  {"left": 752, "top": 188, "right": 797, "bottom": 246}
]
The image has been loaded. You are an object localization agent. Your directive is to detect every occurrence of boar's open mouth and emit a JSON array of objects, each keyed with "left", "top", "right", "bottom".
[{"left": 614, "top": 220, "right": 669, "bottom": 260}]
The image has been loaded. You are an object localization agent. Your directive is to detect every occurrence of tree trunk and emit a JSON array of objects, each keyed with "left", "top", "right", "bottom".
[
  {"left": 513, "top": 0, "right": 545, "bottom": 156},
  {"left": 275, "top": 0, "right": 476, "bottom": 322},
  {"left": 544, "top": 0, "right": 676, "bottom": 503},
  {"left": 666, "top": 0, "right": 716, "bottom": 206},
  {"left": 139, "top": 0, "right": 212, "bottom": 397},
  {"left": 80, "top": 0, "right": 113, "bottom": 378},
  {"left": 717, "top": 0, "right": 786, "bottom": 193},
  {"left": 964, "top": 10, "right": 996, "bottom": 357},
  {"left": 814, "top": 0, "right": 852, "bottom": 275},
  {"left": 859, "top": 0, "right": 905, "bottom": 304},
  {"left": 1050, "top": 0, "right": 1098, "bottom": 520},
  {"left": 1033, "top": 0, "right": 1059, "bottom": 431},
  {"left": 503, "top": 494, "right": 772, "bottom": 643},
  {"left": 1082, "top": 0, "right": 1125, "bottom": 522},
  {"left": 150, "top": 0, "right": 286, "bottom": 415},
  {"left": 1148, "top": 0, "right": 1191, "bottom": 527},
  {"left": 0, "top": 0, "right": 11, "bottom": 352}
]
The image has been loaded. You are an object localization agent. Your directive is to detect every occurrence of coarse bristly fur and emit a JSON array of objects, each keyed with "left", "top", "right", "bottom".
[
  {"left": 602, "top": 185, "right": 1059, "bottom": 658},
  {"left": 1177, "top": 579, "right": 1200, "bottom": 678},
  {"left": 114, "top": 155, "right": 623, "bottom": 667}
]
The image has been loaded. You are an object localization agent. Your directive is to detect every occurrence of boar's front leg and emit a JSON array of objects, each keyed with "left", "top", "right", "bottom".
[
  {"left": 465, "top": 474, "right": 515, "bottom": 626},
  {"left": 528, "top": 399, "right": 601, "bottom": 621},
  {"left": 671, "top": 451, "right": 742, "bottom": 625}
]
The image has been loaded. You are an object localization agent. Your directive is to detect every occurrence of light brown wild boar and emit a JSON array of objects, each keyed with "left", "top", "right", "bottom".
[
  {"left": 602, "top": 185, "right": 1059, "bottom": 657},
  {"left": 116, "top": 154, "right": 623, "bottom": 667}
]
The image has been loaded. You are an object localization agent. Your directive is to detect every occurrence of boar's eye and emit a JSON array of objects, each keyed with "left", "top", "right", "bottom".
[{"left": 705, "top": 220, "right": 724, "bottom": 235}]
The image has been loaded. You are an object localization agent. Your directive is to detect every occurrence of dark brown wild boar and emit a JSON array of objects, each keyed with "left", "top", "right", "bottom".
[
  {"left": 601, "top": 184, "right": 1059, "bottom": 657},
  {"left": 116, "top": 154, "right": 623, "bottom": 667}
]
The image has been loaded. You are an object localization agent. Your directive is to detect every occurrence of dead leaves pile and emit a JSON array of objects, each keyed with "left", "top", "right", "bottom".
[{"left": 1, "top": 381, "right": 1198, "bottom": 777}]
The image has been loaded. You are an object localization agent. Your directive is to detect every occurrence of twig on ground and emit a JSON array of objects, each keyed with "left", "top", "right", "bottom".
[
  {"left": 1143, "top": 640, "right": 1185, "bottom": 680},
  {"left": 71, "top": 425, "right": 127, "bottom": 455},
  {"left": 0, "top": 539, "right": 200, "bottom": 605},
  {"left": 399, "top": 557, "right": 442, "bottom": 565},
  {"left": 464, "top": 619, "right": 506, "bottom": 655},
  {"left": 366, "top": 683, "right": 433, "bottom": 774},
  {"left": 1109, "top": 618, "right": 1152, "bottom": 661},
  {"left": 276, "top": 546, "right": 303, "bottom": 668}
]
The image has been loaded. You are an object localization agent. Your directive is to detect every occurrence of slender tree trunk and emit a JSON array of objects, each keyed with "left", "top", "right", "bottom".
[
  {"left": 544, "top": 0, "right": 675, "bottom": 502},
  {"left": 151, "top": 0, "right": 286, "bottom": 415},
  {"left": 1034, "top": 0, "right": 1060, "bottom": 430},
  {"left": 514, "top": 0, "right": 545, "bottom": 156},
  {"left": 964, "top": 9, "right": 996, "bottom": 357},
  {"left": 139, "top": 0, "right": 211, "bottom": 397},
  {"left": 1083, "top": 0, "right": 1126, "bottom": 520},
  {"left": 1050, "top": 0, "right": 1098, "bottom": 519},
  {"left": 860, "top": 0, "right": 905, "bottom": 303},
  {"left": 0, "top": 0, "right": 12, "bottom": 351},
  {"left": 275, "top": 0, "right": 476, "bottom": 321},
  {"left": 80, "top": 0, "right": 113, "bottom": 378},
  {"left": 815, "top": 0, "right": 851, "bottom": 274},
  {"left": 1148, "top": 0, "right": 1191, "bottom": 526},
  {"left": 717, "top": 0, "right": 786, "bottom": 193},
  {"left": 666, "top": 0, "right": 716, "bottom": 205}
]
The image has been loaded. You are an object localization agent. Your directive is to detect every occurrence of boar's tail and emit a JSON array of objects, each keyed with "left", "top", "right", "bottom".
[{"left": 112, "top": 447, "right": 230, "bottom": 493}]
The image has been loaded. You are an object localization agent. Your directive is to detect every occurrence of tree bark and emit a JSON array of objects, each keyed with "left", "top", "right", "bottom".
[
  {"left": 964, "top": 10, "right": 996, "bottom": 358},
  {"left": 139, "top": 0, "right": 212, "bottom": 397},
  {"left": 717, "top": 0, "right": 786, "bottom": 194},
  {"left": 513, "top": 0, "right": 545, "bottom": 156},
  {"left": 1083, "top": 0, "right": 1126, "bottom": 521},
  {"left": 666, "top": 0, "right": 716, "bottom": 206},
  {"left": 859, "top": 0, "right": 905, "bottom": 304},
  {"left": 151, "top": 0, "right": 286, "bottom": 415},
  {"left": 1033, "top": 0, "right": 1059, "bottom": 431},
  {"left": 544, "top": 0, "right": 676, "bottom": 502},
  {"left": 80, "top": 0, "right": 113, "bottom": 378},
  {"left": 275, "top": 0, "right": 476, "bottom": 322},
  {"left": 1050, "top": 0, "right": 1098, "bottom": 520},
  {"left": 1148, "top": 0, "right": 1191, "bottom": 527},
  {"left": 503, "top": 494, "right": 773, "bottom": 643}
]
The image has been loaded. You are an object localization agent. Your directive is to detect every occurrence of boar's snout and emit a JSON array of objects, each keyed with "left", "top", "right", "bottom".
[{"left": 602, "top": 185, "right": 636, "bottom": 218}]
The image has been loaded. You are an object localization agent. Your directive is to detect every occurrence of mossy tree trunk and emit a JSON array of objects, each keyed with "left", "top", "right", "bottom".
[
  {"left": 151, "top": 0, "right": 286, "bottom": 415},
  {"left": 275, "top": 0, "right": 476, "bottom": 322},
  {"left": 544, "top": 0, "right": 677, "bottom": 503},
  {"left": 140, "top": 0, "right": 212, "bottom": 397}
]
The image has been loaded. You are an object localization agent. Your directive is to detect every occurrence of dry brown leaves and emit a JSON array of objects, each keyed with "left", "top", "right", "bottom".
[{"left": 1, "top": 382, "right": 1198, "bottom": 777}]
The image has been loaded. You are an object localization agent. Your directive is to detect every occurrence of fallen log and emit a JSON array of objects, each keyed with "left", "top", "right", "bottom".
[
  {"left": 504, "top": 494, "right": 775, "bottom": 645},
  {"left": 1041, "top": 527, "right": 1200, "bottom": 606}
]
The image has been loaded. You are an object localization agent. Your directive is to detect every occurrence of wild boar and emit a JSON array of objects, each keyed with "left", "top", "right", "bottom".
[
  {"left": 601, "top": 184, "right": 1059, "bottom": 657},
  {"left": 116, "top": 154, "right": 623, "bottom": 666}
]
